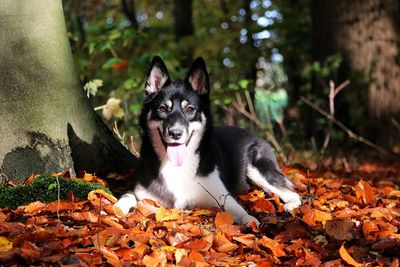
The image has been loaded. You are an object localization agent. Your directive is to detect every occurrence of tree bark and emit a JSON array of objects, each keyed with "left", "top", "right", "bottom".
[
  {"left": 311, "top": 0, "right": 400, "bottom": 147},
  {"left": 0, "top": 0, "right": 138, "bottom": 189}
]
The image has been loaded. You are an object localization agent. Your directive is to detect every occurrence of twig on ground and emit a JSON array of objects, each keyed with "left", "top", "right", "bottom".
[
  {"left": 198, "top": 182, "right": 225, "bottom": 211},
  {"left": 301, "top": 96, "right": 393, "bottom": 157},
  {"left": 55, "top": 176, "right": 60, "bottom": 221}
]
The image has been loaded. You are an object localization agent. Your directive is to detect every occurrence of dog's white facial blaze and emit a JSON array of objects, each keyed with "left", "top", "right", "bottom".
[
  {"left": 246, "top": 165, "right": 301, "bottom": 211},
  {"left": 148, "top": 111, "right": 206, "bottom": 165}
]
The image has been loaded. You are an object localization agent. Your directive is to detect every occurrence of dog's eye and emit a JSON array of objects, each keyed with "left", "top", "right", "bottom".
[
  {"left": 158, "top": 105, "right": 168, "bottom": 113},
  {"left": 185, "top": 106, "right": 195, "bottom": 113}
]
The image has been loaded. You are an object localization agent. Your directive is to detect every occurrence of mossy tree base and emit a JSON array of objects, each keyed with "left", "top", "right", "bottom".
[{"left": 0, "top": 175, "right": 111, "bottom": 210}]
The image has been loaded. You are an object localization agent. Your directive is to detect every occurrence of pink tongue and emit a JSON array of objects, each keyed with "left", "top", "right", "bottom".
[{"left": 167, "top": 144, "right": 187, "bottom": 166}]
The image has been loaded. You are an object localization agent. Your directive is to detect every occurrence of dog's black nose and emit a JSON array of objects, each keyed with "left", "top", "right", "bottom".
[{"left": 168, "top": 128, "right": 183, "bottom": 140}]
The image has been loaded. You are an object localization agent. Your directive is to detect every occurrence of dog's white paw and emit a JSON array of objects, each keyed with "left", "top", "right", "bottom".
[
  {"left": 283, "top": 193, "right": 302, "bottom": 211},
  {"left": 115, "top": 193, "right": 137, "bottom": 215}
]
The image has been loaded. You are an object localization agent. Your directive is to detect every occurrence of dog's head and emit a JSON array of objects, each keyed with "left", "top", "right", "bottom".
[{"left": 140, "top": 56, "right": 210, "bottom": 166}]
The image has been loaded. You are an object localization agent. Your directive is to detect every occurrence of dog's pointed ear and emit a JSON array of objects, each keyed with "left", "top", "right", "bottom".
[
  {"left": 145, "top": 56, "right": 170, "bottom": 95},
  {"left": 185, "top": 57, "right": 210, "bottom": 95}
]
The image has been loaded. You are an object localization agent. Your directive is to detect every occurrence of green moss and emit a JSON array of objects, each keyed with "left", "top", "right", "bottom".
[{"left": 0, "top": 175, "right": 112, "bottom": 209}]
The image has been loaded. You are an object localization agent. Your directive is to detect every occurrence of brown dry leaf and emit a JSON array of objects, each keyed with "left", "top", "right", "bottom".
[
  {"left": 252, "top": 198, "right": 275, "bottom": 213},
  {"left": 136, "top": 199, "right": 161, "bottom": 217},
  {"left": 258, "top": 236, "right": 286, "bottom": 257},
  {"left": 213, "top": 230, "right": 238, "bottom": 253},
  {"left": 188, "top": 250, "right": 206, "bottom": 262},
  {"left": 21, "top": 240, "right": 42, "bottom": 261},
  {"left": 87, "top": 189, "right": 118, "bottom": 204},
  {"left": 24, "top": 201, "right": 47, "bottom": 214},
  {"left": 239, "top": 189, "right": 265, "bottom": 202},
  {"left": 142, "top": 250, "right": 167, "bottom": 267},
  {"left": 324, "top": 218, "right": 353, "bottom": 241},
  {"left": 219, "top": 224, "right": 241, "bottom": 237},
  {"left": 68, "top": 211, "right": 98, "bottom": 223},
  {"left": 301, "top": 205, "right": 332, "bottom": 226},
  {"left": 232, "top": 234, "right": 256, "bottom": 247},
  {"left": 355, "top": 180, "right": 374, "bottom": 205},
  {"left": 339, "top": 243, "right": 363, "bottom": 267},
  {"left": 215, "top": 212, "right": 233, "bottom": 228},
  {"left": 362, "top": 220, "right": 380, "bottom": 238},
  {"left": 167, "top": 232, "right": 190, "bottom": 247},
  {"left": 100, "top": 246, "right": 122, "bottom": 266},
  {"left": 23, "top": 174, "right": 37, "bottom": 185}
]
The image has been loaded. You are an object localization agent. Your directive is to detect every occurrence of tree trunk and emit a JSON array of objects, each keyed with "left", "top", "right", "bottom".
[
  {"left": 173, "top": 0, "right": 194, "bottom": 68},
  {"left": 0, "top": 0, "right": 138, "bottom": 190},
  {"left": 311, "top": 0, "right": 400, "bottom": 147}
]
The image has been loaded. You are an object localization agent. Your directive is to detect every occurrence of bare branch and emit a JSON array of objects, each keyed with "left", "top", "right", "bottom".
[{"left": 301, "top": 97, "right": 393, "bottom": 157}]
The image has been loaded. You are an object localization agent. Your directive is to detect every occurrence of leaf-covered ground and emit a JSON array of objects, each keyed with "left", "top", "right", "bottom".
[{"left": 0, "top": 164, "right": 399, "bottom": 266}]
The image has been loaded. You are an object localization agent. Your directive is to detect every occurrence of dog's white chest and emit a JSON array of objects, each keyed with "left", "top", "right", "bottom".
[{"left": 161, "top": 159, "right": 227, "bottom": 209}]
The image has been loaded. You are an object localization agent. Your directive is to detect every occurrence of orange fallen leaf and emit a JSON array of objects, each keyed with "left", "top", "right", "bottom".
[
  {"left": 252, "top": 198, "right": 275, "bottom": 213},
  {"left": 215, "top": 212, "right": 234, "bottom": 228},
  {"left": 257, "top": 236, "right": 286, "bottom": 257},
  {"left": 355, "top": 180, "right": 374, "bottom": 205},
  {"left": 339, "top": 243, "right": 363, "bottom": 267},
  {"left": 188, "top": 250, "right": 205, "bottom": 262},
  {"left": 136, "top": 199, "right": 161, "bottom": 217},
  {"left": 24, "top": 201, "right": 47, "bottom": 213},
  {"left": 213, "top": 230, "right": 238, "bottom": 253}
]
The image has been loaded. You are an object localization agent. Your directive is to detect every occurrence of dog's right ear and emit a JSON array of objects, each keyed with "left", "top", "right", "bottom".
[{"left": 145, "top": 56, "right": 170, "bottom": 95}]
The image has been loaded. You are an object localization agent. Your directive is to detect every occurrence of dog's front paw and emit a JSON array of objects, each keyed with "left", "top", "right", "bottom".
[
  {"left": 283, "top": 193, "right": 302, "bottom": 211},
  {"left": 115, "top": 193, "right": 137, "bottom": 215}
]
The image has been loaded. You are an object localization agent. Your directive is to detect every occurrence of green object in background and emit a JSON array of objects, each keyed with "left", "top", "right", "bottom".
[
  {"left": 255, "top": 88, "right": 288, "bottom": 124},
  {"left": 0, "top": 175, "right": 112, "bottom": 210}
]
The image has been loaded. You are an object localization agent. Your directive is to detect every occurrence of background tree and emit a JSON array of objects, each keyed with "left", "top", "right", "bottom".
[
  {"left": 311, "top": 0, "right": 400, "bottom": 148},
  {"left": 0, "top": 0, "right": 137, "bottom": 188}
]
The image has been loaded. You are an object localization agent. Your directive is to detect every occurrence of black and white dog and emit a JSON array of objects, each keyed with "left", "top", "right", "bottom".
[{"left": 115, "top": 56, "right": 301, "bottom": 225}]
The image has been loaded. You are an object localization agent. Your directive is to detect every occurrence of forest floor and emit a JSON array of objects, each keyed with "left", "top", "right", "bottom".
[{"left": 0, "top": 157, "right": 399, "bottom": 266}]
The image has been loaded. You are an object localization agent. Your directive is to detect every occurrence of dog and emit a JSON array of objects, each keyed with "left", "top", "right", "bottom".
[{"left": 115, "top": 56, "right": 301, "bottom": 225}]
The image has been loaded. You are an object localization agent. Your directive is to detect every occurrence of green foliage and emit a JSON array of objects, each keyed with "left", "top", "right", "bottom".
[
  {"left": 0, "top": 175, "right": 111, "bottom": 209},
  {"left": 255, "top": 88, "right": 288, "bottom": 124}
]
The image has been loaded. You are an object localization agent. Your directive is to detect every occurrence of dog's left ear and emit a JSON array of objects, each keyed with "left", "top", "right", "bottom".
[{"left": 185, "top": 57, "right": 210, "bottom": 95}]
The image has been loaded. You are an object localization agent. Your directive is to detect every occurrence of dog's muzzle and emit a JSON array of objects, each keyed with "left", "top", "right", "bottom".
[{"left": 158, "top": 128, "right": 194, "bottom": 166}]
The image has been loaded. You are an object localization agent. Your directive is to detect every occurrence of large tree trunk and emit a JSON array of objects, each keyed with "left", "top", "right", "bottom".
[
  {"left": 0, "top": 0, "right": 138, "bottom": 190},
  {"left": 311, "top": 0, "right": 400, "bottom": 147}
]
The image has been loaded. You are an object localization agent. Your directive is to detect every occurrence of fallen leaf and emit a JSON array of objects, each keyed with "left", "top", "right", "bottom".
[
  {"left": 213, "top": 230, "right": 238, "bottom": 253},
  {"left": 156, "top": 207, "right": 181, "bottom": 222},
  {"left": 252, "top": 198, "right": 275, "bottom": 213},
  {"left": 0, "top": 236, "right": 13, "bottom": 253},
  {"left": 142, "top": 250, "right": 167, "bottom": 267},
  {"left": 355, "top": 180, "right": 374, "bottom": 205},
  {"left": 339, "top": 243, "right": 363, "bottom": 267},
  {"left": 215, "top": 212, "right": 234, "bottom": 228},
  {"left": 324, "top": 218, "right": 353, "bottom": 241},
  {"left": 257, "top": 236, "right": 286, "bottom": 257},
  {"left": 24, "top": 201, "right": 47, "bottom": 214},
  {"left": 136, "top": 199, "right": 160, "bottom": 217}
]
